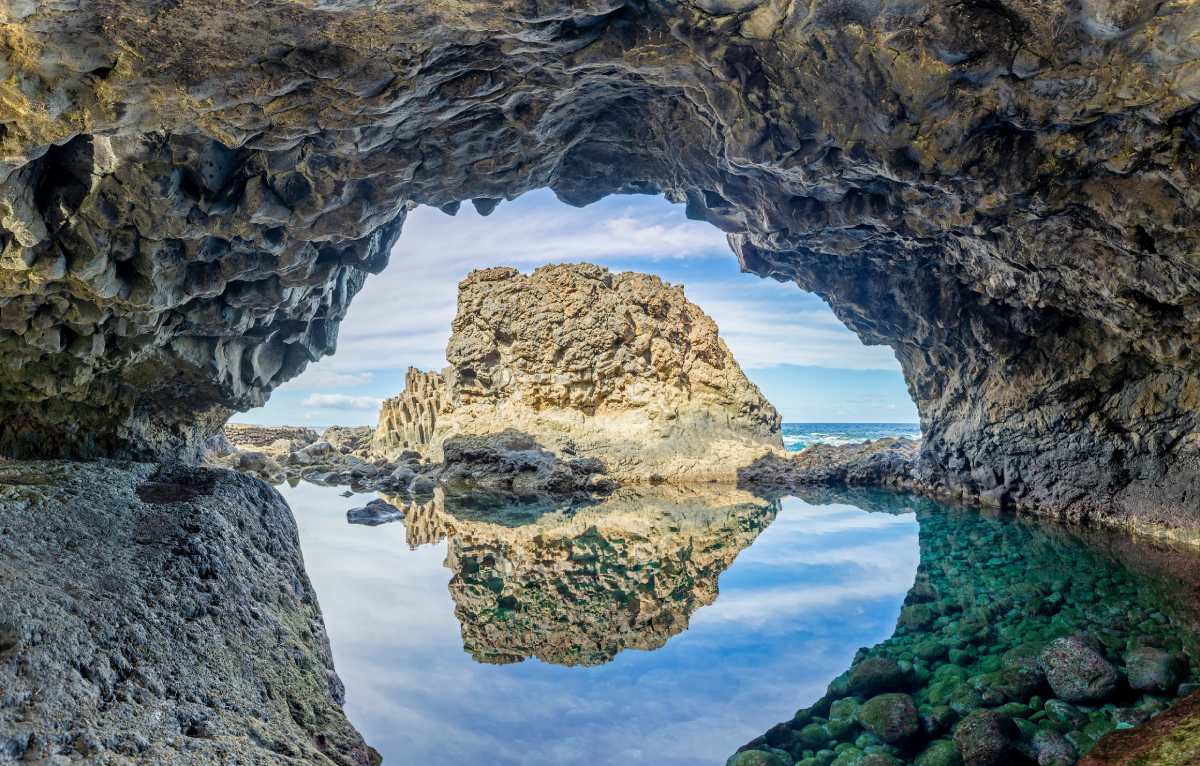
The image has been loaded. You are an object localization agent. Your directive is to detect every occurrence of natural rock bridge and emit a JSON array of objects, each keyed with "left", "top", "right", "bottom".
[{"left": 2, "top": 0, "right": 1199, "bottom": 535}]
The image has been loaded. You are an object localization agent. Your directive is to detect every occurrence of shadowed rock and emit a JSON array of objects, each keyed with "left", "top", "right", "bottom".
[
  {"left": 0, "top": 461, "right": 376, "bottom": 764},
  {"left": 2, "top": 2, "right": 1198, "bottom": 536}
]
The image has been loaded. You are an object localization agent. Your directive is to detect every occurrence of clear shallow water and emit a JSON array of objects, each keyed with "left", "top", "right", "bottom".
[
  {"left": 781, "top": 423, "right": 921, "bottom": 451},
  {"left": 281, "top": 483, "right": 921, "bottom": 765},
  {"left": 281, "top": 482, "right": 1200, "bottom": 766}
]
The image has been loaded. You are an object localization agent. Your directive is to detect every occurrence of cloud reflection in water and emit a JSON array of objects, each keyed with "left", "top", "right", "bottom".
[{"left": 281, "top": 482, "right": 920, "bottom": 766}]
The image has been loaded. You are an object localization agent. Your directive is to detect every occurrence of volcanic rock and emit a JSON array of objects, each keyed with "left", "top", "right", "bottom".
[
  {"left": 0, "top": 461, "right": 375, "bottom": 764},
  {"left": 0, "top": 0, "right": 1199, "bottom": 538}
]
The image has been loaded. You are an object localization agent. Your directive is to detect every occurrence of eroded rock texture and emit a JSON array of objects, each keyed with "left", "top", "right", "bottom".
[
  {"left": 373, "top": 367, "right": 450, "bottom": 457},
  {"left": 0, "top": 461, "right": 375, "bottom": 764},
  {"left": 2, "top": 0, "right": 1199, "bottom": 529},
  {"left": 373, "top": 264, "right": 782, "bottom": 481}
]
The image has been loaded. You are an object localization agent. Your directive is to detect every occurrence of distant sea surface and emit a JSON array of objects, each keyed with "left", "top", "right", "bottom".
[{"left": 781, "top": 422, "right": 921, "bottom": 451}]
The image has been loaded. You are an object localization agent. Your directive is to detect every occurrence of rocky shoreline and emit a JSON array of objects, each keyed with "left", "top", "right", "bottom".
[
  {"left": 0, "top": 461, "right": 377, "bottom": 765},
  {"left": 210, "top": 424, "right": 618, "bottom": 500},
  {"left": 730, "top": 495, "right": 1200, "bottom": 766}
]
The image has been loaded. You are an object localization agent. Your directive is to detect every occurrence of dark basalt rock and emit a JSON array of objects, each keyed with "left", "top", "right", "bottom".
[
  {"left": 346, "top": 498, "right": 405, "bottom": 526},
  {"left": 0, "top": 461, "right": 376, "bottom": 764},
  {"left": 1, "top": 1, "right": 1199, "bottom": 536}
]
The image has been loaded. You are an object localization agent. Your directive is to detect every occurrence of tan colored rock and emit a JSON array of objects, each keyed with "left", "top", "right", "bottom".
[
  {"left": 372, "top": 264, "right": 782, "bottom": 483},
  {"left": 373, "top": 367, "right": 450, "bottom": 456},
  {"left": 390, "top": 484, "right": 780, "bottom": 666}
]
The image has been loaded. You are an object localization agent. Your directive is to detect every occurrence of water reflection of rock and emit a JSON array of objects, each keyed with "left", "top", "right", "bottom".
[
  {"left": 388, "top": 486, "right": 781, "bottom": 667},
  {"left": 734, "top": 489, "right": 1200, "bottom": 766}
]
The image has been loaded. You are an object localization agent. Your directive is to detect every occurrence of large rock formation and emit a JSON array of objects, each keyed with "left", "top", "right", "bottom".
[
  {"left": 0, "top": 461, "right": 376, "bottom": 764},
  {"left": 373, "top": 264, "right": 783, "bottom": 482},
  {"left": 392, "top": 484, "right": 780, "bottom": 666},
  {"left": 1, "top": 0, "right": 1199, "bottom": 531}
]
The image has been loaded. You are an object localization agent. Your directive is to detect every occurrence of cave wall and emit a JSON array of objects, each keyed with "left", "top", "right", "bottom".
[{"left": 1, "top": 0, "right": 1198, "bottom": 528}]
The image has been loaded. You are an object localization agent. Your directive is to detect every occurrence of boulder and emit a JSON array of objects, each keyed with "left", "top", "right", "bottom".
[
  {"left": 953, "top": 712, "right": 1027, "bottom": 766},
  {"left": 1039, "top": 636, "right": 1120, "bottom": 703},
  {"left": 1123, "top": 647, "right": 1187, "bottom": 694},
  {"left": 726, "top": 750, "right": 790, "bottom": 766},
  {"left": 856, "top": 693, "right": 920, "bottom": 744},
  {"left": 848, "top": 656, "right": 912, "bottom": 696},
  {"left": 346, "top": 499, "right": 405, "bottom": 526}
]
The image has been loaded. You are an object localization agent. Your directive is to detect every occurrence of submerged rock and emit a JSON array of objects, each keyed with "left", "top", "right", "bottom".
[
  {"left": 727, "top": 750, "right": 791, "bottom": 766},
  {"left": 857, "top": 693, "right": 920, "bottom": 744},
  {"left": 0, "top": 461, "right": 375, "bottom": 764},
  {"left": 1039, "top": 637, "right": 1120, "bottom": 704},
  {"left": 1123, "top": 647, "right": 1187, "bottom": 694},
  {"left": 953, "top": 712, "right": 1027, "bottom": 766},
  {"left": 849, "top": 656, "right": 913, "bottom": 697},
  {"left": 733, "top": 490, "right": 1200, "bottom": 766}
]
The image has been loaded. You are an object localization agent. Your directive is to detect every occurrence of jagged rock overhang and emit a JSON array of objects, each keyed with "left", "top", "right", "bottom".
[{"left": 0, "top": 0, "right": 1197, "bottom": 532}]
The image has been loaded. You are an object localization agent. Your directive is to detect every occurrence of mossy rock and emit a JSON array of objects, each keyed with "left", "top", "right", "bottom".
[
  {"left": 726, "top": 749, "right": 791, "bottom": 766},
  {"left": 914, "top": 739, "right": 962, "bottom": 766},
  {"left": 856, "top": 693, "right": 919, "bottom": 744}
]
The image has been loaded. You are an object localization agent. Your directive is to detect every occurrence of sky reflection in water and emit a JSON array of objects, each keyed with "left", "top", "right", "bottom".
[{"left": 281, "top": 482, "right": 920, "bottom": 766}]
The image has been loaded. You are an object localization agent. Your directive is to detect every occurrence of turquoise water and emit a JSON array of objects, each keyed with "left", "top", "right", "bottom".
[
  {"left": 781, "top": 423, "right": 921, "bottom": 451},
  {"left": 281, "top": 482, "right": 1200, "bottom": 766}
]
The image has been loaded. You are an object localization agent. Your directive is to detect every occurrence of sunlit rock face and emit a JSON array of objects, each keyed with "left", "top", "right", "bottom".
[
  {"left": 374, "top": 264, "right": 782, "bottom": 482},
  {"left": 393, "top": 485, "right": 779, "bottom": 666},
  {"left": 2, "top": 0, "right": 1199, "bottom": 530},
  {"left": 373, "top": 368, "right": 450, "bottom": 457}
]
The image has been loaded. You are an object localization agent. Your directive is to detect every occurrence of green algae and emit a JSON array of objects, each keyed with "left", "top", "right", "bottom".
[{"left": 734, "top": 491, "right": 1200, "bottom": 766}]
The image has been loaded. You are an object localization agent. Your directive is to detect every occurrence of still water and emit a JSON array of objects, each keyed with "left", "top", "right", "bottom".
[
  {"left": 280, "top": 483, "right": 1200, "bottom": 766},
  {"left": 282, "top": 483, "right": 920, "bottom": 765}
]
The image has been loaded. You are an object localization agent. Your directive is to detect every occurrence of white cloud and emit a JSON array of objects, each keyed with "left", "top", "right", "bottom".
[
  {"left": 302, "top": 393, "right": 383, "bottom": 411},
  {"left": 281, "top": 366, "right": 374, "bottom": 390}
]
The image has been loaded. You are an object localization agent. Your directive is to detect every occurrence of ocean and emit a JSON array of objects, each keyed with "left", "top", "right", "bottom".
[{"left": 781, "top": 422, "right": 921, "bottom": 451}]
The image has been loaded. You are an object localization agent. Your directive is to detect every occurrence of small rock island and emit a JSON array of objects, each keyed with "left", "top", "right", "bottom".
[
  {"left": 374, "top": 263, "right": 784, "bottom": 483},
  {"left": 215, "top": 263, "right": 915, "bottom": 498}
]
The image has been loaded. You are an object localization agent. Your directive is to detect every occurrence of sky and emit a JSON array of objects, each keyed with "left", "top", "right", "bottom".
[{"left": 242, "top": 190, "right": 918, "bottom": 426}]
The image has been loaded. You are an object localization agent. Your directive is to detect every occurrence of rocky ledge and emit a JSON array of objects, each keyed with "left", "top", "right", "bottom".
[
  {"left": 0, "top": 460, "right": 376, "bottom": 765},
  {"left": 373, "top": 264, "right": 783, "bottom": 483},
  {"left": 212, "top": 423, "right": 617, "bottom": 500},
  {"left": 739, "top": 438, "right": 921, "bottom": 493}
]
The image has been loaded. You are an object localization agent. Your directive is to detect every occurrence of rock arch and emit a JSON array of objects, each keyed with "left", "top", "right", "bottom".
[{"left": 1, "top": 0, "right": 1198, "bottom": 530}]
